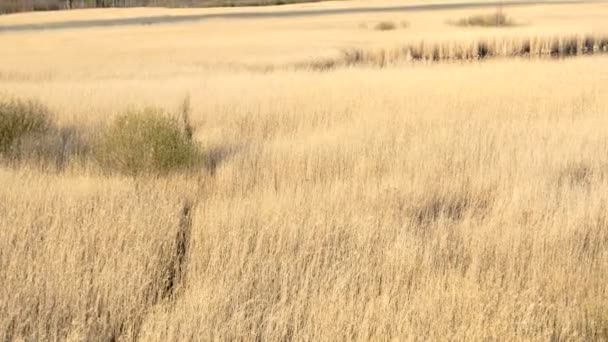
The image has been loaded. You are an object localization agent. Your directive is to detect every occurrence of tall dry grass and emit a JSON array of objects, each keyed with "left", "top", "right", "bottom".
[
  {"left": 305, "top": 34, "right": 608, "bottom": 70},
  {"left": 2, "top": 1, "right": 608, "bottom": 340},
  {"left": 1, "top": 56, "right": 608, "bottom": 340},
  {"left": 3, "top": 1, "right": 608, "bottom": 71}
]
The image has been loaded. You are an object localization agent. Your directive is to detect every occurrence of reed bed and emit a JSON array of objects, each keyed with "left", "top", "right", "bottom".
[{"left": 306, "top": 34, "right": 608, "bottom": 70}]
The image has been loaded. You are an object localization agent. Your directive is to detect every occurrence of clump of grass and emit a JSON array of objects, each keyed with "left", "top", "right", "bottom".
[
  {"left": 0, "top": 97, "right": 52, "bottom": 155},
  {"left": 362, "top": 20, "right": 407, "bottom": 31},
  {"left": 0, "top": 97, "right": 92, "bottom": 169},
  {"left": 452, "top": 11, "right": 514, "bottom": 27},
  {"left": 410, "top": 186, "right": 493, "bottom": 225},
  {"left": 557, "top": 162, "right": 593, "bottom": 187},
  {"left": 375, "top": 21, "right": 397, "bottom": 31},
  {"left": 95, "top": 108, "right": 201, "bottom": 176}
]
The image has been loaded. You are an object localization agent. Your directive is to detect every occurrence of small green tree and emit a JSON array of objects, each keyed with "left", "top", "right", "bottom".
[
  {"left": 0, "top": 98, "right": 52, "bottom": 155},
  {"left": 95, "top": 108, "right": 200, "bottom": 175}
]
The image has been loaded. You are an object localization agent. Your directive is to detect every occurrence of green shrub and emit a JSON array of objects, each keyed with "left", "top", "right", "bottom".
[
  {"left": 95, "top": 108, "right": 200, "bottom": 175},
  {"left": 0, "top": 98, "right": 52, "bottom": 155}
]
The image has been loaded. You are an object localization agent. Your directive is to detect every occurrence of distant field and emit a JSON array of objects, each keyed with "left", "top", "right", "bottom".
[
  {"left": 0, "top": 0, "right": 327, "bottom": 15},
  {"left": 1, "top": 1, "right": 608, "bottom": 341},
  {"left": 1, "top": 1, "right": 607, "bottom": 67}
]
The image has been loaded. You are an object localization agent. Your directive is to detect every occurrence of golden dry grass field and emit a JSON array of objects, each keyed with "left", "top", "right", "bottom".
[{"left": 1, "top": 1, "right": 608, "bottom": 341}]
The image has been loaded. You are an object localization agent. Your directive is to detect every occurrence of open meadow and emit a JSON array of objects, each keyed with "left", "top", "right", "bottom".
[{"left": 1, "top": 0, "right": 608, "bottom": 340}]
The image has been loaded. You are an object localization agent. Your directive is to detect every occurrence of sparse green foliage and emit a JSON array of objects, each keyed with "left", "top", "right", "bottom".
[
  {"left": 95, "top": 108, "right": 201, "bottom": 175},
  {"left": 0, "top": 97, "right": 92, "bottom": 169},
  {"left": 0, "top": 98, "right": 52, "bottom": 155}
]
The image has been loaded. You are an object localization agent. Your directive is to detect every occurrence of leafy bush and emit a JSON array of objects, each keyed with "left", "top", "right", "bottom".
[
  {"left": 453, "top": 11, "right": 514, "bottom": 27},
  {"left": 95, "top": 108, "right": 201, "bottom": 175},
  {"left": 0, "top": 98, "right": 52, "bottom": 155}
]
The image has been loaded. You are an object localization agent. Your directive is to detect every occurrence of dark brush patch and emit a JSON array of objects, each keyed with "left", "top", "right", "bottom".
[{"left": 304, "top": 35, "right": 608, "bottom": 71}]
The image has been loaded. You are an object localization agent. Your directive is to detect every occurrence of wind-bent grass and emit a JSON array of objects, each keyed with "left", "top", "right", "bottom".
[
  {"left": 2, "top": 57, "right": 608, "bottom": 341},
  {"left": 2, "top": 2, "right": 608, "bottom": 341}
]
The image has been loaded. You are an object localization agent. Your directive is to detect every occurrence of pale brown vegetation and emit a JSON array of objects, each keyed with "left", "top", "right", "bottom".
[
  {"left": 451, "top": 10, "right": 514, "bottom": 27},
  {"left": 1, "top": 1, "right": 608, "bottom": 341},
  {"left": 305, "top": 34, "right": 608, "bottom": 70},
  {"left": 2, "top": 57, "right": 608, "bottom": 341},
  {"left": 371, "top": 20, "right": 409, "bottom": 31},
  {"left": 374, "top": 21, "right": 396, "bottom": 31}
]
